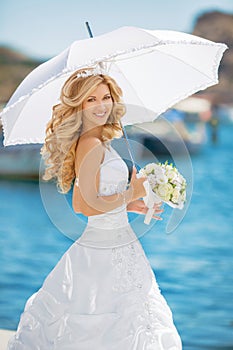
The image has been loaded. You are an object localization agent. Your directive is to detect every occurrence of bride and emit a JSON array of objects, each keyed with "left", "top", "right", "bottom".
[{"left": 7, "top": 68, "right": 182, "bottom": 349}]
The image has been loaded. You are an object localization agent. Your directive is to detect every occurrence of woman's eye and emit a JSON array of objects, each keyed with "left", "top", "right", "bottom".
[
  {"left": 104, "top": 95, "right": 111, "bottom": 100},
  {"left": 87, "top": 98, "right": 95, "bottom": 102}
]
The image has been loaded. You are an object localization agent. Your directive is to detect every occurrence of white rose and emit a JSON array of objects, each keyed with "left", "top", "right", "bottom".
[
  {"left": 171, "top": 188, "right": 181, "bottom": 204},
  {"left": 176, "top": 174, "right": 186, "bottom": 186},
  {"left": 151, "top": 166, "right": 167, "bottom": 184},
  {"left": 165, "top": 169, "right": 177, "bottom": 182},
  {"left": 154, "top": 183, "right": 173, "bottom": 202},
  {"left": 164, "top": 164, "right": 173, "bottom": 171},
  {"left": 181, "top": 190, "right": 186, "bottom": 202},
  {"left": 156, "top": 173, "right": 168, "bottom": 184},
  {"left": 144, "top": 163, "right": 156, "bottom": 175}
]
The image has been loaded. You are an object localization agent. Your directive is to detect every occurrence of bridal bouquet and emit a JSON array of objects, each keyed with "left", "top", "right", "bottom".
[{"left": 138, "top": 162, "right": 186, "bottom": 224}]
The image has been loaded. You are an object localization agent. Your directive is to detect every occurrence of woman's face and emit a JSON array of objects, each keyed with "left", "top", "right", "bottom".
[{"left": 82, "top": 83, "right": 113, "bottom": 129}]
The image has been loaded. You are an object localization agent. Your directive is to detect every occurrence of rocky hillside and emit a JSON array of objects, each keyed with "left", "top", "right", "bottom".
[
  {"left": 0, "top": 46, "right": 44, "bottom": 106},
  {"left": 192, "top": 11, "right": 233, "bottom": 104}
]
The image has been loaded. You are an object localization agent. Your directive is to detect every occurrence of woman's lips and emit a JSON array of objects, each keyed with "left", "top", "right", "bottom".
[{"left": 94, "top": 112, "right": 106, "bottom": 118}]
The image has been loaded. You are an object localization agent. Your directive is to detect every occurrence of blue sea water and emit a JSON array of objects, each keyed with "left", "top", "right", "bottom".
[{"left": 0, "top": 123, "right": 233, "bottom": 349}]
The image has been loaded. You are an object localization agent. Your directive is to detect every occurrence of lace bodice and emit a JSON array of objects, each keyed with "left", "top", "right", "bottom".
[
  {"left": 76, "top": 144, "right": 133, "bottom": 247},
  {"left": 75, "top": 144, "right": 129, "bottom": 196},
  {"left": 98, "top": 144, "right": 129, "bottom": 196}
]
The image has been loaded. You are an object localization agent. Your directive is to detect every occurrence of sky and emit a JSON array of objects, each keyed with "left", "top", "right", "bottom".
[{"left": 0, "top": 0, "right": 232, "bottom": 59}]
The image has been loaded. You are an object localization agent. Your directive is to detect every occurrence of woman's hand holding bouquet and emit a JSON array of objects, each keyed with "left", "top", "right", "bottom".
[{"left": 137, "top": 162, "right": 186, "bottom": 224}]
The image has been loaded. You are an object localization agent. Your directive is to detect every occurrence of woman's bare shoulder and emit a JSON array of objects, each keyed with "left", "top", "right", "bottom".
[
  {"left": 76, "top": 136, "right": 104, "bottom": 155},
  {"left": 75, "top": 136, "right": 105, "bottom": 169},
  {"left": 78, "top": 136, "right": 102, "bottom": 148}
]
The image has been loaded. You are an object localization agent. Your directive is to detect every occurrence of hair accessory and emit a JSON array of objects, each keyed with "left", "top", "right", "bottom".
[{"left": 76, "top": 65, "right": 108, "bottom": 79}]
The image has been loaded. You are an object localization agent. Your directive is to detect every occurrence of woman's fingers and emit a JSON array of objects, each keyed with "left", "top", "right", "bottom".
[
  {"left": 154, "top": 209, "right": 163, "bottom": 213},
  {"left": 146, "top": 205, "right": 163, "bottom": 220},
  {"left": 153, "top": 202, "right": 163, "bottom": 209},
  {"left": 152, "top": 215, "right": 163, "bottom": 220},
  {"left": 141, "top": 205, "right": 163, "bottom": 214},
  {"left": 142, "top": 205, "right": 164, "bottom": 214}
]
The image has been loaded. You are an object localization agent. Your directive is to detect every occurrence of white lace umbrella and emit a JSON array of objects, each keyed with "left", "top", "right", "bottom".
[{"left": 0, "top": 26, "right": 227, "bottom": 146}]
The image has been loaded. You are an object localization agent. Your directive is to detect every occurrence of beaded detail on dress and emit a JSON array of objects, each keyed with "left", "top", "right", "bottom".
[{"left": 111, "top": 243, "right": 144, "bottom": 292}]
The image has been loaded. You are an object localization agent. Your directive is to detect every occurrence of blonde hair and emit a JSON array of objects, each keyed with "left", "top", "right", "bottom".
[{"left": 41, "top": 68, "right": 125, "bottom": 193}]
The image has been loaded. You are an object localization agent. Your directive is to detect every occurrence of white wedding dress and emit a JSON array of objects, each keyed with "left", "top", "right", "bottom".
[{"left": 8, "top": 144, "right": 182, "bottom": 350}]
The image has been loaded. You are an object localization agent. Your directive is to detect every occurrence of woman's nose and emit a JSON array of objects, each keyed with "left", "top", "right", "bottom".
[{"left": 94, "top": 101, "right": 106, "bottom": 111}]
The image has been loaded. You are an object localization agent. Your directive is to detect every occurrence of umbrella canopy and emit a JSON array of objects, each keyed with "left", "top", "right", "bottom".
[{"left": 0, "top": 26, "right": 227, "bottom": 146}]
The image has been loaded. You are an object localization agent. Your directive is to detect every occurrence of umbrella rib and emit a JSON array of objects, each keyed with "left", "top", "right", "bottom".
[
  {"left": 153, "top": 44, "right": 221, "bottom": 82},
  {"left": 110, "top": 60, "right": 148, "bottom": 114},
  {"left": 110, "top": 45, "right": 218, "bottom": 82}
]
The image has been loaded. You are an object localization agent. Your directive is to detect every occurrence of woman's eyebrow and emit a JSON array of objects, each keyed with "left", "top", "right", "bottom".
[{"left": 87, "top": 93, "right": 111, "bottom": 98}]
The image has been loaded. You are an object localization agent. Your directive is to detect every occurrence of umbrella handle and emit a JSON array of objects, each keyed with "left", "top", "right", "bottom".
[
  {"left": 85, "top": 22, "right": 93, "bottom": 38},
  {"left": 120, "top": 121, "right": 136, "bottom": 169}
]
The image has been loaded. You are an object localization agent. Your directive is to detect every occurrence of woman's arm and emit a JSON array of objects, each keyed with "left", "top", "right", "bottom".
[
  {"left": 127, "top": 199, "right": 163, "bottom": 220},
  {"left": 72, "top": 138, "right": 146, "bottom": 216}
]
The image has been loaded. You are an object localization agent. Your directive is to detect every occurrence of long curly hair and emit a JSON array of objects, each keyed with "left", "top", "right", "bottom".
[{"left": 40, "top": 68, "right": 126, "bottom": 193}]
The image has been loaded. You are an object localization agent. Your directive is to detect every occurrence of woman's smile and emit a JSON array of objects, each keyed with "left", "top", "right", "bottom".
[{"left": 93, "top": 111, "right": 107, "bottom": 118}]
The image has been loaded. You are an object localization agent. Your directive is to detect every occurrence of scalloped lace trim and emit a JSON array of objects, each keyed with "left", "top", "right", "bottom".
[{"left": 0, "top": 40, "right": 227, "bottom": 146}]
